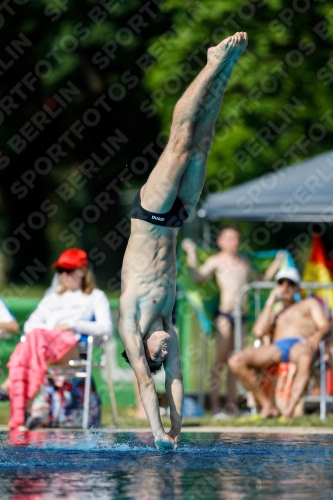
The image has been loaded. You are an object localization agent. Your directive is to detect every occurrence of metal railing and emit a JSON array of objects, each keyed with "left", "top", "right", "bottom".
[{"left": 233, "top": 281, "right": 333, "bottom": 421}]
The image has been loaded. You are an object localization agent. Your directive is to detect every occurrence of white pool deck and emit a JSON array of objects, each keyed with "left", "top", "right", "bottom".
[{"left": 1, "top": 425, "right": 333, "bottom": 434}]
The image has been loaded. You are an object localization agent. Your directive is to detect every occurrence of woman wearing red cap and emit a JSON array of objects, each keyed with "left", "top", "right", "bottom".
[{"left": 7, "top": 248, "right": 112, "bottom": 430}]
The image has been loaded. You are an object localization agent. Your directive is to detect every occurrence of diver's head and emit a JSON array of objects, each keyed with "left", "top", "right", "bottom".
[
  {"left": 143, "top": 328, "right": 170, "bottom": 374},
  {"left": 121, "top": 317, "right": 170, "bottom": 375}
]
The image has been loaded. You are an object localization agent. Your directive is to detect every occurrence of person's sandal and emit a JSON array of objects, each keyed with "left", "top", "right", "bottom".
[{"left": 24, "top": 415, "right": 43, "bottom": 430}]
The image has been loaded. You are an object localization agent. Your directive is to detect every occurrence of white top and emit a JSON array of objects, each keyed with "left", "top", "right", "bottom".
[
  {"left": 0, "top": 298, "right": 14, "bottom": 323},
  {"left": 24, "top": 288, "right": 112, "bottom": 340},
  {"left": 0, "top": 298, "right": 15, "bottom": 339}
]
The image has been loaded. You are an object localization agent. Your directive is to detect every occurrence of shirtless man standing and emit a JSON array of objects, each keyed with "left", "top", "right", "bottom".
[
  {"left": 182, "top": 228, "right": 282, "bottom": 416},
  {"left": 228, "top": 268, "right": 330, "bottom": 418},
  {"left": 119, "top": 32, "right": 248, "bottom": 449}
]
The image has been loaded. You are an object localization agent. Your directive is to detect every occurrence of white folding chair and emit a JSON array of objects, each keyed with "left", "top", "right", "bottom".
[{"left": 47, "top": 333, "right": 118, "bottom": 429}]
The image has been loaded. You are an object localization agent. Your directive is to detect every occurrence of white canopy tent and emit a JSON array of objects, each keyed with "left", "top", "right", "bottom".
[{"left": 204, "top": 150, "right": 333, "bottom": 222}]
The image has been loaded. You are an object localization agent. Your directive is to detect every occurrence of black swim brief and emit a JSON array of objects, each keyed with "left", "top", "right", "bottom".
[
  {"left": 218, "top": 311, "right": 248, "bottom": 326},
  {"left": 131, "top": 189, "right": 188, "bottom": 228}
]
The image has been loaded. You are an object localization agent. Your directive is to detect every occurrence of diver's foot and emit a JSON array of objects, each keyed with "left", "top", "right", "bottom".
[
  {"left": 207, "top": 32, "right": 248, "bottom": 72},
  {"left": 260, "top": 405, "right": 280, "bottom": 418}
]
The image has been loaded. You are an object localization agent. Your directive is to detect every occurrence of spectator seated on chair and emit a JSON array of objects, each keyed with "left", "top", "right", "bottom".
[
  {"left": 0, "top": 299, "right": 19, "bottom": 401},
  {"left": 7, "top": 248, "right": 112, "bottom": 430},
  {"left": 228, "top": 268, "right": 329, "bottom": 419}
]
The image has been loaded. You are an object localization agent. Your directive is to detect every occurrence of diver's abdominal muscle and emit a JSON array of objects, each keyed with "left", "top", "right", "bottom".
[
  {"left": 121, "top": 225, "right": 177, "bottom": 298},
  {"left": 129, "top": 264, "right": 176, "bottom": 289},
  {"left": 122, "top": 249, "right": 176, "bottom": 288},
  {"left": 125, "top": 237, "right": 176, "bottom": 275}
]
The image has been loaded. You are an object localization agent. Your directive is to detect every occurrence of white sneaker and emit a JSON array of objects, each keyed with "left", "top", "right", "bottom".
[{"left": 212, "top": 411, "right": 229, "bottom": 420}]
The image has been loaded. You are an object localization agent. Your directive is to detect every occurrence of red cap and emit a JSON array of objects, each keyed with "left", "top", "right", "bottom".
[{"left": 52, "top": 248, "right": 88, "bottom": 270}]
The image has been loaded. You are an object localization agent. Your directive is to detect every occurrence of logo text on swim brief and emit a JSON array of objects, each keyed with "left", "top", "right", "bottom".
[{"left": 152, "top": 215, "right": 165, "bottom": 221}]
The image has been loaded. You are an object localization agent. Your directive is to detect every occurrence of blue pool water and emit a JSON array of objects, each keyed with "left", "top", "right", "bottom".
[{"left": 0, "top": 430, "right": 333, "bottom": 499}]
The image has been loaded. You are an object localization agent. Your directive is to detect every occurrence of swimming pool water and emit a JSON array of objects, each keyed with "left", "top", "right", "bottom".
[{"left": 0, "top": 430, "right": 332, "bottom": 499}]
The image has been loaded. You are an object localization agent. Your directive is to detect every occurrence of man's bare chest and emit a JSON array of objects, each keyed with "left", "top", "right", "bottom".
[
  {"left": 275, "top": 305, "right": 315, "bottom": 337},
  {"left": 215, "top": 260, "right": 249, "bottom": 285}
]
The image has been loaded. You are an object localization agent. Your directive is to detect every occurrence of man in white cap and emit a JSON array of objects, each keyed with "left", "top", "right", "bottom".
[{"left": 228, "top": 268, "right": 329, "bottom": 418}]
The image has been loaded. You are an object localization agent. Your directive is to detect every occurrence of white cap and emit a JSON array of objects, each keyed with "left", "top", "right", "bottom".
[{"left": 275, "top": 267, "right": 301, "bottom": 286}]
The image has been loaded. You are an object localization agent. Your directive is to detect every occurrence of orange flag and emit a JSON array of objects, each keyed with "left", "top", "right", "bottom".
[{"left": 303, "top": 236, "right": 333, "bottom": 309}]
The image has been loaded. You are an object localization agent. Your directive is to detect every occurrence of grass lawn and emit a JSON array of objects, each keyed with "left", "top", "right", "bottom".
[
  {"left": 0, "top": 285, "right": 120, "bottom": 300},
  {"left": 1, "top": 403, "right": 332, "bottom": 429},
  {"left": 108, "top": 411, "right": 333, "bottom": 429}
]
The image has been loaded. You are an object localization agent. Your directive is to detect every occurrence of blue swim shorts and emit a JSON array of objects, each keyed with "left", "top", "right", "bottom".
[{"left": 273, "top": 338, "right": 304, "bottom": 363}]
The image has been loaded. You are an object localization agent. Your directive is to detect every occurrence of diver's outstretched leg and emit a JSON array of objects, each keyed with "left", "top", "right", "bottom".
[
  {"left": 141, "top": 32, "right": 248, "bottom": 214},
  {"left": 178, "top": 57, "right": 242, "bottom": 213}
]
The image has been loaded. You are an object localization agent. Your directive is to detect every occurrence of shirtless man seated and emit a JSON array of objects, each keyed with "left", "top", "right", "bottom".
[
  {"left": 118, "top": 32, "right": 248, "bottom": 449},
  {"left": 228, "top": 268, "right": 330, "bottom": 418}
]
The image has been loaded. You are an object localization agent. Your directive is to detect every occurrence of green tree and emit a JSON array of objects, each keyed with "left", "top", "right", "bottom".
[
  {"left": 143, "top": 0, "right": 333, "bottom": 210},
  {"left": 0, "top": 0, "right": 171, "bottom": 286}
]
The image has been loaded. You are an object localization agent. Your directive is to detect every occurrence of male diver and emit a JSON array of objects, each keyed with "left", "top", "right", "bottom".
[{"left": 119, "top": 32, "right": 248, "bottom": 449}]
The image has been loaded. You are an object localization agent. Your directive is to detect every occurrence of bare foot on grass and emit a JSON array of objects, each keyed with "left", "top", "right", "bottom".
[
  {"left": 260, "top": 405, "right": 280, "bottom": 418},
  {"left": 281, "top": 409, "right": 293, "bottom": 419}
]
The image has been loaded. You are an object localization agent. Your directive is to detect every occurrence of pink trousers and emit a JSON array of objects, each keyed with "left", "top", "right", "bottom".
[{"left": 7, "top": 328, "right": 78, "bottom": 429}]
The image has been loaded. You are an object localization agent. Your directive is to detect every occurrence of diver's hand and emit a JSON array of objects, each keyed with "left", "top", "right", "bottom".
[
  {"left": 168, "top": 427, "right": 179, "bottom": 439},
  {"left": 155, "top": 432, "right": 177, "bottom": 450},
  {"left": 167, "top": 428, "right": 179, "bottom": 448}
]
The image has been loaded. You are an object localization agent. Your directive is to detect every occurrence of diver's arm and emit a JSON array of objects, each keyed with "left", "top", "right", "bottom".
[
  {"left": 118, "top": 317, "right": 175, "bottom": 448},
  {"left": 164, "top": 325, "right": 184, "bottom": 442}
]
